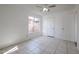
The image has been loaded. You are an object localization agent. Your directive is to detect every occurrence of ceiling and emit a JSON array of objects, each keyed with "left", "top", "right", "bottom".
[
  {"left": 3, "top": 4, "right": 75, "bottom": 16},
  {"left": 25, "top": 4, "right": 76, "bottom": 16}
]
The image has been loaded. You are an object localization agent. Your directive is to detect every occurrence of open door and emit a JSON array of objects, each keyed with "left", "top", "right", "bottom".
[{"left": 43, "top": 16, "right": 55, "bottom": 38}]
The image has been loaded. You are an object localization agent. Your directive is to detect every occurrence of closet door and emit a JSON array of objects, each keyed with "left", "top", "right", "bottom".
[
  {"left": 55, "top": 15, "right": 64, "bottom": 40},
  {"left": 47, "top": 17, "right": 55, "bottom": 37},
  {"left": 63, "top": 11, "right": 75, "bottom": 41}
]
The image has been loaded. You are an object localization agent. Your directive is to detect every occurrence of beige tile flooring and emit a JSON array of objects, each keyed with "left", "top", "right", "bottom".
[{"left": 0, "top": 36, "right": 79, "bottom": 54}]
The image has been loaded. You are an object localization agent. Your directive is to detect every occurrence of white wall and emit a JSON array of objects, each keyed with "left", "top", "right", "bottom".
[
  {"left": 75, "top": 5, "right": 79, "bottom": 50},
  {"left": 42, "top": 10, "right": 75, "bottom": 41},
  {"left": 0, "top": 5, "right": 29, "bottom": 49},
  {"left": 0, "top": 5, "right": 42, "bottom": 49},
  {"left": 70, "top": 5, "right": 79, "bottom": 50}
]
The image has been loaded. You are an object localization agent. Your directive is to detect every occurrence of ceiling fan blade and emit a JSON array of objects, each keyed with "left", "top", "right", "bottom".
[
  {"left": 48, "top": 4, "right": 56, "bottom": 8},
  {"left": 36, "top": 6, "right": 42, "bottom": 8}
]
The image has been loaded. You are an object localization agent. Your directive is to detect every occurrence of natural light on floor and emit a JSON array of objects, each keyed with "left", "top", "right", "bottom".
[{"left": 3, "top": 46, "right": 18, "bottom": 54}]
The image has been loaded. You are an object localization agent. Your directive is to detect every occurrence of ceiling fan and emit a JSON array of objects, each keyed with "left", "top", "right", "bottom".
[{"left": 36, "top": 4, "right": 56, "bottom": 12}]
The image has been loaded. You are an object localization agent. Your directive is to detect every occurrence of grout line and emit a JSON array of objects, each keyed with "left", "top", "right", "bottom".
[
  {"left": 53, "top": 41, "right": 60, "bottom": 54},
  {"left": 66, "top": 41, "right": 68, "bottom": 54}
]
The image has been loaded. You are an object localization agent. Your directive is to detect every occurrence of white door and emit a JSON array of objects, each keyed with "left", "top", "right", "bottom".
[
  {"left": 55, "top": 15, "right": 64, "bottom": 39},
  {"left": 54, "top": 12, "right": 75, "bottom": 41},
  {"left": 47, "top": 17, "right": 55, "bottom": 37},
  {"left": 63, "top": 12, "right": 75, "bottom": 41},
  {"left": 43, "top": 16, "right": 55, "bottom": 37}
]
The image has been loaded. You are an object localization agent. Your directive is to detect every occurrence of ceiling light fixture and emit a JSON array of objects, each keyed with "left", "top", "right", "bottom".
[{"left": 43, "top": 8, "right": 49, "bottom": 12}]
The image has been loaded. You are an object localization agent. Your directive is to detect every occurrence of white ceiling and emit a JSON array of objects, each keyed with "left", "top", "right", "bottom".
[
  {"left": 2, "top": 4, "right": 75, "bottom": 16},
  {"left": 25, "top": 4, "right": 76, "bottom": 16}
]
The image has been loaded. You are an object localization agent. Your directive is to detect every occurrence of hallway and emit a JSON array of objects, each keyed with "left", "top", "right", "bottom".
[{"left": 0, "top": 36, "right": 79, "bottom": 54}]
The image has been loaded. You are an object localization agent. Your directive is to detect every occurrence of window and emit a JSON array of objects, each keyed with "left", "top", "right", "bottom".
[{"left": 28, "top": 16, "right": 40, "bottom": 33}]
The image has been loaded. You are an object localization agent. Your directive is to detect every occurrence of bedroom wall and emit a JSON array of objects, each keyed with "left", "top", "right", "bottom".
[
  {"left": 42, "top": 10, "right": 75, "bottom": 42},
  {"left": 75, "top": 5, "right": 79, "bottom": 50},
  {"left": 0, "top": 5, "right": 32, "bottom": 49}
]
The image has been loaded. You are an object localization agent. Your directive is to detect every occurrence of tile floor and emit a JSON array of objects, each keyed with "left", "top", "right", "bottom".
[{"left": 0, "top": 36, "right": 79, "bottom": 54}]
